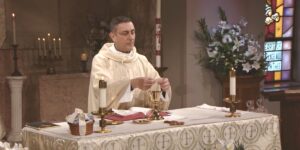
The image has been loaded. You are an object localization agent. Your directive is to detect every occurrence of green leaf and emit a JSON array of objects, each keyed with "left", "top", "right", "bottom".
[{"left": 218, "top": 7, "right": 227, "bottom": 21}]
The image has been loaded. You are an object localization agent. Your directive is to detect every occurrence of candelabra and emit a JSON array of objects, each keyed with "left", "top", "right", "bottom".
[
  {"left": 37, "top": 35, "right": 63, "bottom": 74},
  {"left": 94, "top": 107, "right": 111, "bottom": 133},
  {"left": 149, "top": 90, "right": 164, "bottom": 120},
  {"left": 11, "top": 44, "right": 22, "bottom": 76}
]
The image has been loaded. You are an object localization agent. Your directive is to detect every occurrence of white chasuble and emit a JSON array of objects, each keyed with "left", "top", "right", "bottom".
[{"left": 88, "top": 43, "right": 171, "bottom": 112}]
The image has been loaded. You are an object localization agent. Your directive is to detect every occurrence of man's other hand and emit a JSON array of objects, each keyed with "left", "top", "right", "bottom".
[
  {"left": 131, "top": 77, "right": 155, "bottom": 90},
  {"left": 157, "top": 78, "right": 171, "bottom": 91}
]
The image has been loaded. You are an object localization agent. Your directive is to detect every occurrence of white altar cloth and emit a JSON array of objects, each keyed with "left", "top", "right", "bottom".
[{"left": 22, "top": 107, "right": 281, "bottom": 150}]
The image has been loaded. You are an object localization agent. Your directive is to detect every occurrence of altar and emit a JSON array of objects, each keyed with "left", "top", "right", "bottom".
[{"left": 22, "top": 106, "right": 281, "bottom": 150}]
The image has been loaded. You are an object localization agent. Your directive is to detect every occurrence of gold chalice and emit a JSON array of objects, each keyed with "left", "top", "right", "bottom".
[{"left": 149, "top": 90, "right": 164, "bottom": 120}]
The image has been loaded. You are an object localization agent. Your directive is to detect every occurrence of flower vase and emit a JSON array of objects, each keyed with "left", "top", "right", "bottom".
[{"left": 218, "top": 75, "right": 264, "bottom": 110}]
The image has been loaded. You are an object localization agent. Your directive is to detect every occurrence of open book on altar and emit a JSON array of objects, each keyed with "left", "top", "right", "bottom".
[{"left": 25, "top": 121, "right": 59, "bottom": 130}]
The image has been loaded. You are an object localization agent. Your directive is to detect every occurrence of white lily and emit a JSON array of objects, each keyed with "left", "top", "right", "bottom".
[
  {"left": 242, "top": 62, "right": 252, "bottom": 72},
  {"left": 252, "top": 61, "right": 261, "bottom": 70},
  {"left": 222, "top": 34, "right": 233, "bottom": 43},
  {"left": 207, "top": 48, "right": 218, "bottom": 58},
  {"left": 245, "top": 45, "right": 257, "bottom": 57}
]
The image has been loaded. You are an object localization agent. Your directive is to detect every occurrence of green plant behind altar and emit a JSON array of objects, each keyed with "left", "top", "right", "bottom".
[{"left": 194, "top": 7, "right": 268, "bottom": 78}]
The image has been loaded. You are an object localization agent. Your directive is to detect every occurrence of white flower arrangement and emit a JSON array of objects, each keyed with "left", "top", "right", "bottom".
[{"left": 195, "top": 7, "right": 267, "bottom": 76}]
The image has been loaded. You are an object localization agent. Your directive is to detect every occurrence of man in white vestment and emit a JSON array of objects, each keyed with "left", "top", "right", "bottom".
[{"left": 88, "top": 16, "right": 172, "bottom": 112}]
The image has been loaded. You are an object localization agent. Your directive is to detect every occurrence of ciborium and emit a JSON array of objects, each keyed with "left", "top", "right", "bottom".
[{"left": 149, "top": 90, "right": 164, "bottom": 120}]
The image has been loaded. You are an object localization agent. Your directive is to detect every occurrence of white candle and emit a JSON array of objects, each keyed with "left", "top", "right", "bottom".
[
  {"left": 38, "top": 38, "right": 42, "bottom": 57},
  {"left": 42, "top": 38, "right": 46, "bottom": 56},
  {"left": 47, "top": 33, "right": 51, "bottom": 50},
  {"left": 53, "top": 38, "right": 57, "bottom": 56},
  {"left": 155, "top": 27, "right": 161, "bottom": 68},
  {"left": 99, "top": 78, "right": 107, "bottom": 108},
  {"left": 156, "top": 55, "right": 161, "bottom": 68},
  {"left": 12, "top": 13, "right": 17, "bottom": 45},
  {"left": 58, "top": 38, "right": 62, "bottom": 56},
  {"left": 155, "top": 0, "right": 161, "bottom": 68},
  {"left": 156, "top": 0, "right": 161, "bottom": 18},
  {"left": 229, "top": 68, "right": 236, "bottom": 95}
]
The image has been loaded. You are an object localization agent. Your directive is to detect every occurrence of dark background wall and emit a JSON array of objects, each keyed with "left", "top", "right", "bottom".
[{"left": 0, "top": 0, "right": 156, "bottom": 133}]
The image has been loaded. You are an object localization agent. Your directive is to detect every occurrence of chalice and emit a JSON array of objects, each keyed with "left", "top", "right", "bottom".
[{"left": 149, "top": 90, "right": 164, "bottom": 120}]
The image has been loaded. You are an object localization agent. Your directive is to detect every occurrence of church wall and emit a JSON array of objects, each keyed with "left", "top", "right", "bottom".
[
  {"left": 161, "top": 0, "right": 187, "bottom": 109},
  {"left": 0, "top": 0, "right": 156, "bottom": 135}
]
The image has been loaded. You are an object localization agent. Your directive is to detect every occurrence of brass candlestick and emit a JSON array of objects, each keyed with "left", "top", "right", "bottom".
[
  {"left": 155, "top": 67, "right": 168, "bottom": 77},
  {"left": 149, "top": 91, "right": 164, "bottom": 120},
  {"left": 224, "top": 95, "right": 240, "bottom": 117},
  {"left": 94, "top": 107, "right": 111, "bottom": 133},
  {"left": 11, "top": 44, "right": 22, "bottom": 76},
  {"left": 224, "top": 68, "right": 240, "bottom": 117},
  {"left": 81, "top": 60, "right": 88, "bottom": 72}
]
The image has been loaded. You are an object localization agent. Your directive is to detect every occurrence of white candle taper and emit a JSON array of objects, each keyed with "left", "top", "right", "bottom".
[
  {"left": 42, "top": 38, "right": 46, "bottom": 56},
  {"left": 99, "top": 77, "right": 107, "bottom": 108},
  {"left": 155, "top": 0, "right": 162, "bottom": 68},
  {"left": 156, "top": 0, "right": 161, "bottom": 18},
  {"left": 53, "top": 38, "right": 57, "bottom": 57},
  {"left": 156, "top": 55, "right": 161, "bottom": 68},
  {"left": 38, "top": 37, "right": 42, "bottom": 57},
  {"left": 229, "top": 68, "right": 236, "bottom": 95},
  {"left": 58, "top": 38, "right": 62, "bottom": 56},
  {"left": 12, "top": 13, "right": 17, "bottom": 45},
  {"left": 47, "top": 33, "right": 51, "bottom": 50}
]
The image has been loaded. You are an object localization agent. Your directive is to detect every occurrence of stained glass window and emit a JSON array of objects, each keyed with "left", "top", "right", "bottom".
[{"left": 264, "top": 0, "right": 295, "bottom": 82}]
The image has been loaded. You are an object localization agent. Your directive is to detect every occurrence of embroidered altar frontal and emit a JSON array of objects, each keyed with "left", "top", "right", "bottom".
[{"left": 22, "top": 107, "right": 281, "bottom": 150}]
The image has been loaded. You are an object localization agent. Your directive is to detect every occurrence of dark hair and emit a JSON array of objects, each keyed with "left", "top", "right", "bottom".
[{"left": 109, "top": 16, "right": 132, "bottom": 32}]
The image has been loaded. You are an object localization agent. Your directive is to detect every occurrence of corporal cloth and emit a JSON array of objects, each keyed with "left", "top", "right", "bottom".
[{"left": 88, "top": 43, "right": 171, "bottom": 112}]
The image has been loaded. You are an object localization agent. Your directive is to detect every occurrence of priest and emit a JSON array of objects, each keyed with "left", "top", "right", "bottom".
[{"left": 88, "top": 16, "right": 172, "bottom": 112}]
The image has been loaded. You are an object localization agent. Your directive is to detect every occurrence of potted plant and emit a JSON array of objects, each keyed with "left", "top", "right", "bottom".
[{"left": 195, "top": 7, "right": 268, "bottom": 110}]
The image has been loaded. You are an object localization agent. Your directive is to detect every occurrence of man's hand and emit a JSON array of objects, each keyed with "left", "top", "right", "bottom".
[
  {"left": 131, "top": 77, "right": 155, "bottom": 90},
  {"left": 157, "top": 78, "right": 171, "bottom": 91}
]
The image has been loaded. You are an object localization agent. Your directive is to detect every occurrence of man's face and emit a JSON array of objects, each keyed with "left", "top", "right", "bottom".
[{"left": 110, "top": 22, "right": 135, "bottom": 53}]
